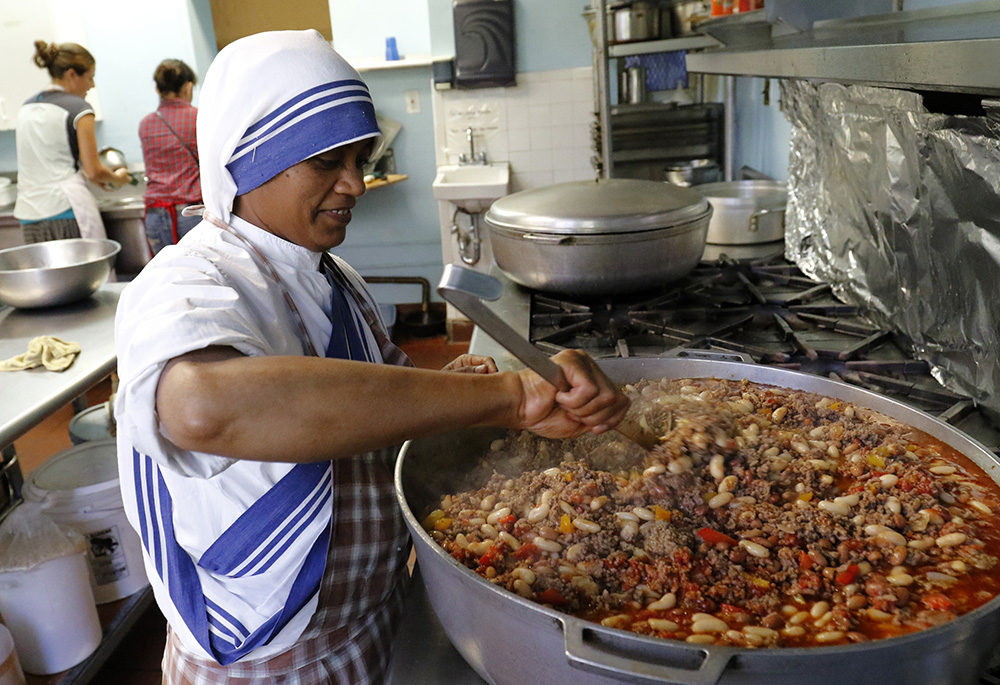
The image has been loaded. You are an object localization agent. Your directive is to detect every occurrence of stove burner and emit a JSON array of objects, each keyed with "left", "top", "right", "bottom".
[{"left": 529, "top": 256, "right": 1000, "bottom": 457}]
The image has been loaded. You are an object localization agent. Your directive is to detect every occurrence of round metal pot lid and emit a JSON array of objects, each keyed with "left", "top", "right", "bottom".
[{"left": 484, "top": 178, "right": 711, "bottom": 235}]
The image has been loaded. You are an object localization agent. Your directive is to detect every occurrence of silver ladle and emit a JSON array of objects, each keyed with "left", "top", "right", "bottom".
[{"left": 437, "top": 264, "right": 657, "bottom": 451}]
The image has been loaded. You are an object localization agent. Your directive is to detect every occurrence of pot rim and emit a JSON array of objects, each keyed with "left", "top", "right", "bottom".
[
  {"left": 485, "top": 179, "right": 712, "bottom": 236},
  {"left": 489, "top": 213, "right": 712, "bottom": 243},
  {"left": 696, "top": 179, "right": 788, "bottom": 208}
]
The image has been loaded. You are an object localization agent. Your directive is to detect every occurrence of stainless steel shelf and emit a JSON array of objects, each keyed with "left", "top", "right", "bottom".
[
  {"left": 686, "top": 2, "right": 1000, "bottom": 95},
  {"left": 608, "top": 34, "right": 721, "bottom": 58}
]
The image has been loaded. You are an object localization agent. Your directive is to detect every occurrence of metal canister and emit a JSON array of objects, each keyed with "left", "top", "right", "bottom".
[{"left": 627, "top": 66, "right": 646, "bottom": 104}]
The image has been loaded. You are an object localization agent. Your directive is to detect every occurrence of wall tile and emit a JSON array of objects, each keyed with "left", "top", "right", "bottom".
[{"left": 434, "top": 66, "right": 597, "bottom": 191}]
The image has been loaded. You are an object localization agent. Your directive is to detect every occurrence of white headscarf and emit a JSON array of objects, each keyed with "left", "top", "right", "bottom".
[{"left": 197, "top": 30, "right": 382, "bottom": 224}]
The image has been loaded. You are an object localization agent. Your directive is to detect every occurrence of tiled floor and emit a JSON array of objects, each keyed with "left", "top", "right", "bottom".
[{"left": 13, "top": 324, "right": 467, "bottom": 684}]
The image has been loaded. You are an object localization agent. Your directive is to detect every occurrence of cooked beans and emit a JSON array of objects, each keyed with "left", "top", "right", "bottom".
[
  {"left": 691, "top": 616, "right": 728, "bottom": 633},
  {"left": 430, "top": 376, "right": 1000, "bottom": 652},
  {"left": 709, "top": 492, "right": 734, "bottom": 509},
  {"left": 739, "top": 540, "right": 770, "bottom": 558},
  {"left": 647, "top": 592, "right": 676, "bottom": 611},
  {"left": 648, "top": 618, "right": 679, "bottom": 632},
  {"left": 936, "top": 533, "right": 967, "bottom": 547},
  {"left": 533, "top": 537, "right": 562, "bottom": 553}
]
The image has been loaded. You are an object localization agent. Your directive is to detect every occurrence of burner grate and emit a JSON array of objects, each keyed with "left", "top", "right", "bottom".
[{"left": 528, "top": 256, "right": 1000, "bottom": 456}]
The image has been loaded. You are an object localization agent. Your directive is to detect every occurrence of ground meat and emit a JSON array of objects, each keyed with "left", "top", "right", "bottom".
[{"left": 422, "top": 377, "right": 1000, "bottom": 649}]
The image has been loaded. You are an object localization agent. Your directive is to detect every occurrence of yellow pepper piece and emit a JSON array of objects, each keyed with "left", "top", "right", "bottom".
[
  {"left": 422, "top": 509, "right": 445, "bottom": 531},
  {"left": 867, "top": 453, "right": 886, "bottom": 468},
  {"left": 797, "top": 492, "right": 813, "bottom": 502},
  {"left": 433, "top": 517, "right": 453, "bottom": 532},
  {"left": 560, "top": 514, "right": 573, "bottom": 534},
  {"left": 744, "top": 573, "right": 772, "bottom": 589},
  {"left": 652, "top": 505, "right": 671, "bottom": 521}
]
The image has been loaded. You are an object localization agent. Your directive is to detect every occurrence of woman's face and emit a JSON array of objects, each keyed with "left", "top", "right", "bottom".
[
  {"left": 64, "top": 66, "right": 95, "bottom": 97},
  {"left": 232, "top": 139, "right": 372, "bottom": 252}
]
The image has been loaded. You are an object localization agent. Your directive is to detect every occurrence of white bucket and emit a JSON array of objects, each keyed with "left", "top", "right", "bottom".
[
  {"left": 22, "top": 439, "right": 148, "bottom": 604},
  {"left": 0, "top": 552, "right": 101, "bottom": 675},
  {"left": 0, "top": 624, "right": 25, "bottom": 685}
]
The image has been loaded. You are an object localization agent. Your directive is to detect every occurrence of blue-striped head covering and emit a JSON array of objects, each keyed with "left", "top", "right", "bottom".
[{"left": 197, "top": 30, "right": 382, "bottom": 223}]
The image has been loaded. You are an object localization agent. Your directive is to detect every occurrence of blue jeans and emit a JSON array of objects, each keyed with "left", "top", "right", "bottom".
[{"left": 145, "top": 205, "right": 200, "bottom": 255}]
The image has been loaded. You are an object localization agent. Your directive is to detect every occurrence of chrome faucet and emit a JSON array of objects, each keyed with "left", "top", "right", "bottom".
[{"left": 458, "top": 127, "right": 487, "bottom": 165}]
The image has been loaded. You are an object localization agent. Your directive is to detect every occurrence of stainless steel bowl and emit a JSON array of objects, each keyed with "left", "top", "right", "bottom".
[
  {"left": 0, "top": 239, "right": 121, "bottom": 308},
  {"left": 98, "top": 146, "right": 128, "bottom": 172}
]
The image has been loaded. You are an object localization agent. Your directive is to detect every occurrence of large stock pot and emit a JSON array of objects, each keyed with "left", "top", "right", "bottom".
[
  {"left": 484, "top": 179, "right": 712, "bottom": 296},
  {"left": 395, "top": 357, "right": 1000, "bottom": 685}
]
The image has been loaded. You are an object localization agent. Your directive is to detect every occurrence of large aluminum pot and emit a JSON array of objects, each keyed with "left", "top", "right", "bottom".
[
  {"left": 396, "top": 357, "right": 1000, "bottom": 685},
  {"left": 697, "top": 180, "right": 787, "bottom": 245},
  {"left": 485, "top": 179, "right": 712, "bottom": 296}
]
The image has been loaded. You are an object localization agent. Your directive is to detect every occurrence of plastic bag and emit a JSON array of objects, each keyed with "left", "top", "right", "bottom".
[{"left": 0, "top": 502, "right": 86, "bottom": 573}]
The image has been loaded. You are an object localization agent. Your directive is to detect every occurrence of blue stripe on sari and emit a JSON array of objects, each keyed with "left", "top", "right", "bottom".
[
  {"left": 198, "top": 462, "right": 331, "bottom": 576},
  {"left": 326, "top": 279, "right": 370, "bottom": 360},
  {"left": 239, "top": 79, "right": 369, "bottom": 141},
  {"left": 132, "top": 448, "right": 331, "bottom": 664},
  {"left": 233, "top": 84, "right": 373, "bottom": 158},
  {"left": 227, "top": 96, "right": 378, "bottom": 196}
]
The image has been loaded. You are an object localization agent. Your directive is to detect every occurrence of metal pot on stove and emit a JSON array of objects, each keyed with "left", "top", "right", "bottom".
[
  {"left": 484, "top": 178, "right": 712, "bottom": 296},
  {"left": 697, "top": 180, "right": 788, "bottom": 245}
]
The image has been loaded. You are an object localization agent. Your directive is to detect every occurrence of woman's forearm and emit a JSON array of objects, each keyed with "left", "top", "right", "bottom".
[{"left": 156, "top": 351, "right": 523, "bottom": 462}]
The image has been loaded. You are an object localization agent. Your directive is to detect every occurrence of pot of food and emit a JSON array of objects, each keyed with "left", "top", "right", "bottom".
[
  {"left": 696, "top": 180, "right": 787, "bottom": 245},
  {"left": 396, "top": 356, "right": 1000, "bottom": 685},
  {"left": 484, "top": 179, "right": 712, "bottom": 296}
]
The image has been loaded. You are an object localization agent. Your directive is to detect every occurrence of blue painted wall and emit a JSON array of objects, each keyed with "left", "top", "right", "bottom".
[{"left": 0, "top": 0, "right": 979, "bottom": 301}]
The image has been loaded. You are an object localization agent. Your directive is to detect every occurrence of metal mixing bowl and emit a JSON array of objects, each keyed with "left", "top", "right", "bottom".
[{"left": 0, "top": 239, "right": 121, "bottom": 308}]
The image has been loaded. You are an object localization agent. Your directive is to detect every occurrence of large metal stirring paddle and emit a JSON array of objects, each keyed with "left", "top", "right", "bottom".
[{"left": 437, "top": 264, "right": 657, "bottom": 451}]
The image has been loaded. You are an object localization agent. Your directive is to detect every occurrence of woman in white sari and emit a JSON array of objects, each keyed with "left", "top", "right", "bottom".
[{"left": 114, "top": 30, "right": 629, "bottom": 684}]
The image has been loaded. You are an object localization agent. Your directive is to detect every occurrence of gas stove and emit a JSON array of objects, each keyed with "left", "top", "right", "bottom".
[{"left": 469, "top": 255, "right": 1000, "bottom": 458}]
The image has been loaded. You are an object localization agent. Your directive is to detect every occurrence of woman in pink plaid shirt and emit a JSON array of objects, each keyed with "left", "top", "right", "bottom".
[{"left": 138, "top": 59, "right": 202, "bottom": 255}]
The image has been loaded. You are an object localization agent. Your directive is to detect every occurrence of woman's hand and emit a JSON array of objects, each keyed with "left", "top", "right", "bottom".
[
  {"left": 441, "top": 354, "right": 498, "bottom": 374},
  {"left": 111, "top": 168, "right": 133, "bottom": 188},
  {"left": 515, "top": 349, "right": 629, "bottom": 440}
]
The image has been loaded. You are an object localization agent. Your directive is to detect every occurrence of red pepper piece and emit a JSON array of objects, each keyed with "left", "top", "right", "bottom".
[
  {"left": 835, "top": 564, "right": 859, "bottom": 585},
  {"left": 696, "top": 527, "right": 738, "bottom": 547},
  {"left": 537, "top": 588, "right": 568, "bottom": 606},
  {"left": 514, "top": 543, "right": 541, "bottom": 560},
  {"left": 922, "top": 593, "right": 955, "bottom": 611}
]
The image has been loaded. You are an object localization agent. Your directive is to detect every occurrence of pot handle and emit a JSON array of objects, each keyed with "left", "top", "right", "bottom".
[
  {"left": 748, "top": 206, "right": 786, "bottom": 233},
  {"left": 564, "top": 622, "right": 731, "bottom": 684},
  {"left": 517, "top": 232, "right": 573, "bottom": 244}
]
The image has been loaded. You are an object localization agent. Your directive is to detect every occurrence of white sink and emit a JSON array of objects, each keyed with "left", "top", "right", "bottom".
[{"left": 432, "top": 162, "right": 510, "bottom": 213}]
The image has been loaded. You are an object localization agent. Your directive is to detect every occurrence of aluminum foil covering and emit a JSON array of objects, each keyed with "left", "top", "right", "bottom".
[{"left": 780, "top": 79, "right": 1000, "bottom": 418}]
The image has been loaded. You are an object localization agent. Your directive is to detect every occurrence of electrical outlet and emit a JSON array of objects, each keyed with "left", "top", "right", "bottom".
[{"left": 404, "top": 90, "right": 420, "bottom": 114}]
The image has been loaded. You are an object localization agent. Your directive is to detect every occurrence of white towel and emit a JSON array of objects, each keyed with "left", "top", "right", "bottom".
[{"left": 0, "top": 336, "right": 80, "bottom": 372}]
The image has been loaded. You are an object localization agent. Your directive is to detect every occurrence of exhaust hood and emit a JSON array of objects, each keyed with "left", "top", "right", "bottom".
[{"left": 685, "top": 1, "right": 1000, "bottom": 96}]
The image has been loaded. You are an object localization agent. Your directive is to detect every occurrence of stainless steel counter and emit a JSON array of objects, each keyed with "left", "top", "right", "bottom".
[{"left": 0, "top": 282, "right": 124, "bottom": 449}]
